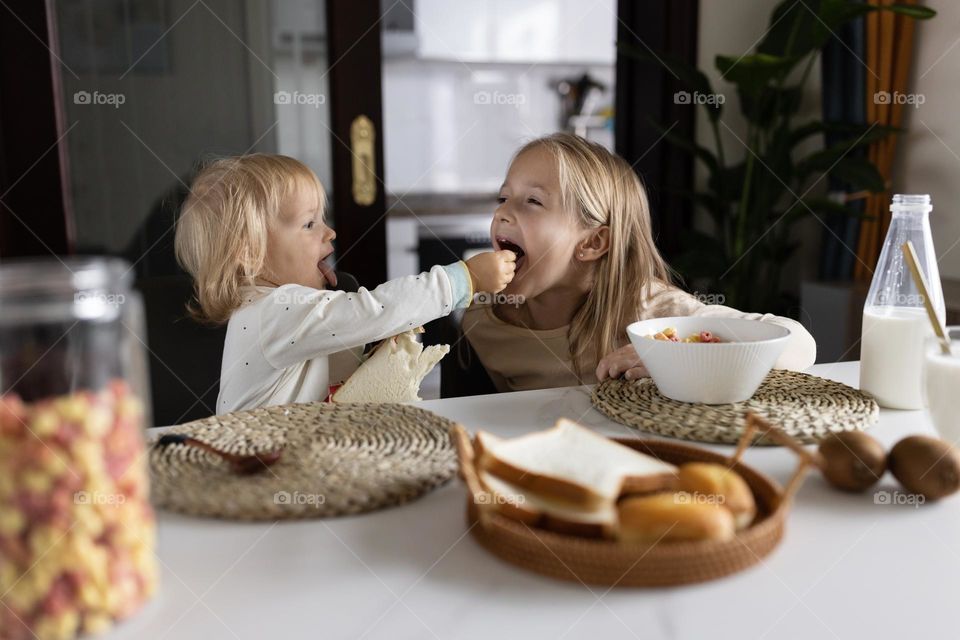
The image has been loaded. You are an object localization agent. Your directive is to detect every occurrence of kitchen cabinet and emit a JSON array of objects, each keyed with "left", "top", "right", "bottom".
[{"left": 415, "top": 0, "right": 615, "bottom": 64}]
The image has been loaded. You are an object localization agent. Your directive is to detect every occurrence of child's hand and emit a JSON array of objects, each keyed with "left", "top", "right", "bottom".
[
  {"left": 466, "top": 250, "right": 516, "bottom": 294},
  {"left": 596, "top": 344, "right": 649, "bottom": 381}
]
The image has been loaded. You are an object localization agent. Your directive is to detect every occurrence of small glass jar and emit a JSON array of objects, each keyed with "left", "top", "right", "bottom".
[
  {"left": 0, "top": 258, "right": 157, "bottom": 639},
  {"left": 924, "top": 327, "right": 960, "bottom": 442}
]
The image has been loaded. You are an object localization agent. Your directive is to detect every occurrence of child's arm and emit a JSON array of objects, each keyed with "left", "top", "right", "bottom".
[{"left": 258, "top": 253, "right": 514, "bottom": 370}]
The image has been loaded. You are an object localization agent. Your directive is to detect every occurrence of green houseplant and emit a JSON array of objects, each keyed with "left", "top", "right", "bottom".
[{"left": 620, "top": 0, "right": 935, "bottom": 314}]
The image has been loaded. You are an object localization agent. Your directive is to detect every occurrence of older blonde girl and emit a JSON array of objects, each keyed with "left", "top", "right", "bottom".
[{"left": 461, "top": 133, "right": 815, "bottom": 392}]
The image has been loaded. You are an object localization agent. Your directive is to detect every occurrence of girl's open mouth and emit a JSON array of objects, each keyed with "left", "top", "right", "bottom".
[{"left": 495, "top": 236, "right": 526, "bottom": 276}]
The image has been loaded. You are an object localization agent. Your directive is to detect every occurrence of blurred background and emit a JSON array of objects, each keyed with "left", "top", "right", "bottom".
[{"left": 1, "top": 0, "right": 958, "bottom": 423}]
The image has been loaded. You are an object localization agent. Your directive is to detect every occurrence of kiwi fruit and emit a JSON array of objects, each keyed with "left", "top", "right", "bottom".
[
  {"left": 888, "top": 435, "right": 960, "bottom": 500},
  {"left": 817, "top": 431, "right": 887, "bottom": 492}
]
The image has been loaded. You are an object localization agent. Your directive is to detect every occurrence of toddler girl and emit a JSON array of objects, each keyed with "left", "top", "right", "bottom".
[
  {"left": 174, "top": 154, "right": 515, "bottom": 412},
  {"left": 460, "top": 134, "right": 815, "bottom": 392}
]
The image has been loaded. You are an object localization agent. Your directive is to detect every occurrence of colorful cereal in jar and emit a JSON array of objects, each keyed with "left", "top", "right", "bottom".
[{"left": 0, "top": 381, "right": 157, "bottom": 640}]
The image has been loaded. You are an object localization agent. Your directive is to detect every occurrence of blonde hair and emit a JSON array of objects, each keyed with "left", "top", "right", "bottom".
[
  {"left": 516, "top": 133, "right": 671, "bottom": 376},
  {"left": 174, "top": 153, "right": 325, "bottom": 325}
]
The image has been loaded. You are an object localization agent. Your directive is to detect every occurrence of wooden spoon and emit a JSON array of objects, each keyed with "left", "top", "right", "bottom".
[
  {"left": 901, "top": 241, "right": 953, "bottom": 356},
  {"left": 156, "top": 433, "right": 282, "bottom": 475}
]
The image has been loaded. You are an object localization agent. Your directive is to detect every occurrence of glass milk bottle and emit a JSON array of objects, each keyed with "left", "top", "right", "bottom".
[{"left": 860, "top": 194, "right": 945, "bottom": 409}]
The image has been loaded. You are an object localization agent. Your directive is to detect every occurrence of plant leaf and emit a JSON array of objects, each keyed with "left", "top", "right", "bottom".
[
  {"left": 795, "top": 197, "right": 875, "bottom": 221},
  {"left": 739, "top": 86, "right": 803, "bottom": 127},
  {"left": 779, "top": 196, "right": 875, "bottom": 228},
  {"left": 716, "top": 53, "right": 801, "bottom": 93},
  {"left": 758, "top": 0, "right": 823, "bottom": 58},
  {"left": 789, "top": 121, "right": 901, "bottom": 148},
  {"left": 798, "top": 152, "right": 886, "bottom": 191},
  {"left": 882, "top": 4, "right": 936, "bottom": 19},
  {"left": 758, "top": 0, "right": 934, "bottom": 62}
]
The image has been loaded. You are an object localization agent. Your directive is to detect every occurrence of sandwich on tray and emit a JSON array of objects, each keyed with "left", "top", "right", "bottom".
[{"left": 455, "top": 418, "right": 757, "bottom": 543}]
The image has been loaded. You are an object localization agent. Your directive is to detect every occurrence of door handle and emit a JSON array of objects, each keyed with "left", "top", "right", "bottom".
[{"left": 350, "top": 115, "right": 377, "bottom": 206}]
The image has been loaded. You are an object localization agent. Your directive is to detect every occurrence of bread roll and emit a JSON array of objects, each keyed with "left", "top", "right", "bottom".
[
  {"left": 616, "top": 492, "right": 735, "bottom": 543},
  {"left": 677, "top": 462, "right": 756, "bottom": 529}
]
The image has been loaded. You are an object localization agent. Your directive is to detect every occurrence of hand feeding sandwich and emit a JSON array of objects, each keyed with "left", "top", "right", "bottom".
[
  {"left": 455, "top": 418, "right": 757, "bottom": 543},
  {"left": 331, "top": 329, "right": 448, "bottom": 403}
]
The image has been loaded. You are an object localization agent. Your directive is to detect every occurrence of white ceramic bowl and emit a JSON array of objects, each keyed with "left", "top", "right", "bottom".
[{"left": 626, "top": 316, "right": 791, "bottom": 404}]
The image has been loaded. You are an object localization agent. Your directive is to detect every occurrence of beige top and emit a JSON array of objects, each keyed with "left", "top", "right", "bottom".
[{"left": 462, "top": 283, "right": 817, "bottom": 393}]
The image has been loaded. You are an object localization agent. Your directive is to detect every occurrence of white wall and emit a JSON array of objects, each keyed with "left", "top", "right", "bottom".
[
  {"left": 896, "top": 0, "right": 960, "bottom": 280},
  {"left": 382, "top": 59, "right": 614, "bottom": 194}
]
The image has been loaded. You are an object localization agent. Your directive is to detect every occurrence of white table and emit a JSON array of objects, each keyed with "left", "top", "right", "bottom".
[{"left": 106, "top": 361, "right": 958, "bottom": 640}]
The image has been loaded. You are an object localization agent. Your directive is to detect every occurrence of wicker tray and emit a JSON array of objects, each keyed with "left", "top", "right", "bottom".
[
  {"left": 454, "top": 424, "right": 809, "bottom": 587},
  {"left": 592, "top": 369, "right": 879, "bottom": 445},
  {"left": 149, "top": 402, "right": 458, "bottom": 520}
]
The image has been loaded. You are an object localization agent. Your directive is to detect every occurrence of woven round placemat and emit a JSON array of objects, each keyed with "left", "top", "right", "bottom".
[
  {"left": 149, "top": 402, "right": 458, "bottom": 520},
  {"left": 592, "top": 369, "right": 878, "bottom": 445}
]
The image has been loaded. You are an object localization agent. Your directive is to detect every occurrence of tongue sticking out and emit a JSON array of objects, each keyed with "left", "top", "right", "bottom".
[{"left": 317, "top": 259, "right": 338, "bottom": 288}]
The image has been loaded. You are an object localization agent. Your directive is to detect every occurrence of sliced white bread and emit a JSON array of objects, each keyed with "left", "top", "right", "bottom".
[
  {"left": 477, "top": 470, "right": 617, "bottom": 538},
  {"left": 450, "top": 425, "right": 488, "bottom": 504},
  {"left": 333, "top": 330, "right": 448, "bottom": 403},
  {"left": 451, "top": 425, "right": 610, "bottom": 536},
  {"left": 474, "top": 418, "right": 677, "bottom": 509}
]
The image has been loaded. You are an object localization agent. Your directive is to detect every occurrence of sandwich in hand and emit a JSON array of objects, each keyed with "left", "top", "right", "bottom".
[{"left": 331, "top": 329, "right": 449, "bottom": 403}]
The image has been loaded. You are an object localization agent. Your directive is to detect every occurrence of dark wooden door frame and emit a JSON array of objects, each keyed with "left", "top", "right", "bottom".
[
  {"left": 615, "top": 0, "right": 699, "bottom": 263},
  {"left": 325, "top": 1, "right": 388, "bottom": 289},
  {"left": 0, "top": 0, "right": 74, "bottom": 258}
]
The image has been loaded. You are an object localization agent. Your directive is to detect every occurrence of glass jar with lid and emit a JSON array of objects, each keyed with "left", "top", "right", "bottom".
[{"left": 0, "top": 257, "right": 157, "bottom": 639}]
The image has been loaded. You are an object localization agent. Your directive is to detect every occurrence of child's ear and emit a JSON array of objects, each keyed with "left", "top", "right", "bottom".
[{"left": 576, "top": 226, "right": 611, "bottom": 262}]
